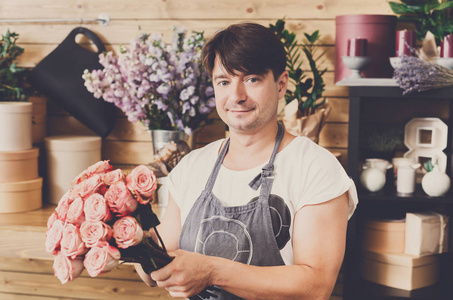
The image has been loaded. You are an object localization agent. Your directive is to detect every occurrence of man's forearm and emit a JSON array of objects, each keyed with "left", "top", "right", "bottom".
[{"left": 209, "top": 256, "right": 337, "bottom": 300}]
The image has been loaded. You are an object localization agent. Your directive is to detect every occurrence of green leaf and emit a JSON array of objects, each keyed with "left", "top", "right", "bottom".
[
  {"left": 389, "top": 2, "right": 417, "bottom": 14},
  {"left": 424, "top": 159, "right": 434, "bottom": 172},
  {"left": 430, "top": 1, "right": 453, "bottom": 11}
]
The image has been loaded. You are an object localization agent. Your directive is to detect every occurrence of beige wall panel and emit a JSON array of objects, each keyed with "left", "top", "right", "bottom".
[
  {"left": 0, "top": 20, "right": 336, "bottom": 45},
  {"left": 102, "top": 140, "right": 154, "bottom": 165},
  {"left": 326, "top": 97, "right": 349, "bottom": 123},
  {"left": 0, "top": 0, "right": 393, "bottom": 20},
  {"left": 16, "top": 42, "right": 335, "bottom": 72},
  {"left": 319, "top": 123, "right": 348, "bottom": 148}
]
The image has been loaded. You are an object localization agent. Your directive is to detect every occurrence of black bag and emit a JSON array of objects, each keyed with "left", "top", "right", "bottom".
[{"left": 28, "top": 27, "right": 115, "bottom": 138}]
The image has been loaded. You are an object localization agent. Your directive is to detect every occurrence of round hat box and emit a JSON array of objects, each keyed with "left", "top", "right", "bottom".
[
  {"left": 44, "top": 136, "right": 102, "bottom": 205},
  {"left": 0, "top": 148, "right": 39, "bottom": 182},
  {"left": 0, "top": 102, "right": 32, "bottom": 151},
  {"left": 0, "top": 177, "right": 43, "bottom": 213}
]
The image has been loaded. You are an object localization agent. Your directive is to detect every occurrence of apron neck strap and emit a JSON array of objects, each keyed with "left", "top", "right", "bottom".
[
  {"left": 248, "top": 123, "right": 284, "bottom": 191},
  {"left": 203, "top": 123, "right": 285, "bottom": 193},
  {"left": 203, "top": 137, "right": 230, "bottom": 191}
]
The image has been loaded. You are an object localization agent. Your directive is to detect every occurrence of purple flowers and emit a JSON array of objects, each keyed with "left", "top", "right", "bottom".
[
  {"left": 393, "top": 55, "right": 453, "bottom": 95},
  {"left": 83, "top": 27, "right": 215, "bottom": 135}
]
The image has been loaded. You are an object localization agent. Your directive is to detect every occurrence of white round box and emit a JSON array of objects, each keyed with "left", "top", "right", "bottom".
[{"left": 44, "top": 136, "right": 101, "bottom": 205}]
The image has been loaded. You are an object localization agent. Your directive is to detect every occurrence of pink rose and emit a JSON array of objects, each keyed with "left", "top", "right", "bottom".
[
  {"left": 45, "top": 219, "right": 64, "bottom": 254},
  {"left": 72, "top": 160, "right": 112, "bottom": 186},
  {"left": 60, "top": 223, "right": 87, "bottom": 259},
  {"left": 126, "top": 165, "right": 157, "bottom": 204},
  {"left": 83, "top": 241, "right": 120, "bottom": 277},
  {"left": 104, "top": 180, "right": 137, "bottom": 216},
  {"left": 69, "top": 174, "right": 104, "bottom": 199},
  {"left": 53, "top": 252, "right": 84, "bottom": 284},
  {"left": 47, "top": 212, "right": 58, "bottom": 230},
  {"left": 66, "top": 197, "right": 85, "bottom": 225},
  {"left": 103, "top": 169, "right": 124, "bottom": 186},
  {"left": 80, "top": 220, "right": 113, "bottom": 248},
  {"left": 55, "top": 191, "right": 73, "bottom": 222},
  {"left": 113, "top": 216, "right": 144, "bottom": 249},
  {"left": 84, "top": 193, "right": 112, "bottom": 222}
]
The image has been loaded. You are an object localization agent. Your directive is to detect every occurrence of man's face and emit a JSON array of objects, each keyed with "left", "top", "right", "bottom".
[{"left": 212, "top": 57, "right": 288, "bottom": 133}]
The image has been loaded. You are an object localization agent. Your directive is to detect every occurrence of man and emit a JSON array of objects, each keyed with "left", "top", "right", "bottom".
[{"left": 137, "top": 22, "right": 358, "bottom": 299}]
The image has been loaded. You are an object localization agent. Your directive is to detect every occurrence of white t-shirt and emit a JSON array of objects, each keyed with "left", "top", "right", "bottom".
[{"left": 167, "top": 136, "right": 358, "bottom": 265}]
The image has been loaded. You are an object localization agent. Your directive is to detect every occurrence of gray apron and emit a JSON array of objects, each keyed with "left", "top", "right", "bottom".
[{"left": 180, "top": 124, "right": 286, "bottom": 300}]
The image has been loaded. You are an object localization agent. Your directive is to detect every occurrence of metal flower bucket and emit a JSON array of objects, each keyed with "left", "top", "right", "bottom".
[{"left": 151, "top": 130, "right": 187, "bottom": 154}]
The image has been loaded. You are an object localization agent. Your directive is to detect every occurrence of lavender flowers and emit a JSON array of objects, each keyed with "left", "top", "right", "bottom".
[
  {"left": 393, "top": 55, "right": 453, "bottom": 95},
  {"left": 83, "top": 27, "right": 216, "bottom": 135}
]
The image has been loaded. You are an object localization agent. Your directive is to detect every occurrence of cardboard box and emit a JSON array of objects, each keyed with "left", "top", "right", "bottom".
[
  {"left": 0, "top": 177, "right": 42, "bottom": 213},
  {"left": 0, "top": 148, "right": 39, "bottom": 183},
  {"left": 405, "top": 212, "right": 449, "bottom": 257},
  {"left": 361, "top": 218, "right": 406, "bottom": 253},
  {"left": 360, "top": 250, "right": 440, "bottom": 291}
]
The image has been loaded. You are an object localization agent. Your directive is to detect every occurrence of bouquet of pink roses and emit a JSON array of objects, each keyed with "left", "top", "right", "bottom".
[{"left": 45, "top": 160, "right": 172, "bottom": 284}]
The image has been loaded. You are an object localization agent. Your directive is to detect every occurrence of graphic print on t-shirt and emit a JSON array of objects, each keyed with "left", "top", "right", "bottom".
[
  {"left": 249, "top": 194, "right": 291, "bottom": 250},
  {"left": 194, "top": 195, "right": 291, "bottom": 263},
  {"left": 195, "top": 215, "right": 253, "bottom": 264}
]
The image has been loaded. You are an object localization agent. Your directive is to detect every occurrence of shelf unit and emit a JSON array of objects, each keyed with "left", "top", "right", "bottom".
[{"left": 342, "top": 86, "right": 453, "bottom": 300}]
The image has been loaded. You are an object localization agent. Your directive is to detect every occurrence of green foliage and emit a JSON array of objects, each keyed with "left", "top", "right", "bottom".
[
  {"left": 389, "top": 0, "right": 453, "bottom": 42},
  {"left": 0, "top": 29, "right": 28, "bottom": 101},
  {"left": 269, "top": 19, "right": 327, "bottom": 116},
  {"left": 424, "top": 158, "right": 434, "bottom": 172}
]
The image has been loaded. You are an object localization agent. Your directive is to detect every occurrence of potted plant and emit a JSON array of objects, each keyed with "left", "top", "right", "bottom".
[
  {"left": 389, "top": 0, "right": 453, "bottom": 44},
  {"left": 269, "top": 19, "right": 331, "bottom": 143},
  {"left": 0, "top": 29, "right": 35, "bottom": 151},
  {"left": 83, "top": 27, "right": 216, "bottom": 153}
]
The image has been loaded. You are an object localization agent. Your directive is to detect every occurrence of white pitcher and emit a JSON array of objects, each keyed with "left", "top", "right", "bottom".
[{"left": 360, "top": 158, "right": 392, "bottom": 192}]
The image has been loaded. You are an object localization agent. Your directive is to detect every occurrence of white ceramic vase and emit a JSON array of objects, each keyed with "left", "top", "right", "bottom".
[
  {"left": 421, "top": 166, "right": 451, "bottom": 197},
  {"left": 0, "top": 101, "right": 33, "bottom": 151}
]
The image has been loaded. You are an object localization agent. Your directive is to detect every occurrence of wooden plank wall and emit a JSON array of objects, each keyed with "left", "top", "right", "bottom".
[
  {"left": 0, "top": 0, "right": 394, "bottom": 171},
  {"left": 0, "top": 1, "right": 395, "bottom": 299}
]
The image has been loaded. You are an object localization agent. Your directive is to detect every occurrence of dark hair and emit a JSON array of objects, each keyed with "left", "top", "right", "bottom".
[{"left": 202, "top": 22, "right": 286, "bottom": 81}]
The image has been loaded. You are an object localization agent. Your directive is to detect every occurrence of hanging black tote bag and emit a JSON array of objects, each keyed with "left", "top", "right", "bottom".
[{"left": 28, "top": 27, "right": 115, "bottom": 138}]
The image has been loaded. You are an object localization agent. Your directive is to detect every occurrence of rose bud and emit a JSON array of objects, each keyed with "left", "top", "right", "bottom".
[
  {"left": 126, "top": 165, "right": 157, "bottom": 204},
  {"left": 47, "top": 211, "right": 58, "bottom": 230},
  {"left": 53, "top": 252, "right": 84, "bottom": 284},
  {"left": 60, "top": 223, "right": 87, "bottom": 259},
  {"left": 103, "top": 169, "right": 124, "bottom": 186},
  {"left": 45, "top": 219, "right": 64, "bottom": 255},
  {"left": 80, "top": 220, "right": 113, "bottom": 248},
  {"left": 72, "top": 160, "right": 113, "bottom": 186},
  {"left": 104, "top": 180, "right": 138, "bottom": 216},
  {"left": 83, "top": 241, "right": 121, "bottom": 277},
  {"left": 84, "top": 193, "right": 112, "bottom": 222},
  {"left": 66, "top": 197, "right": 86, "bottom": 225},
  {"left": 113, "top": 216, "right": 144, "bottom": 249},
  {"left": 55, "top": 191, "right": 73, "bottom": 222},
  {"left": 69, "top": 174, "right": 104, "bottom": 199}
]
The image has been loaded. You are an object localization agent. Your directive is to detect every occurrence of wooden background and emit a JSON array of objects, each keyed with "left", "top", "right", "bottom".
[
  {"left": 0, "top": 0, "right": 395, "bottom": 299},
  {"left": 0, "top": 0, "right": 395, "bottom": 170}
]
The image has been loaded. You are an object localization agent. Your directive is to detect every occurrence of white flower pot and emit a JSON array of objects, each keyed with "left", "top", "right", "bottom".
[{"left": 0, "top": 101, "right": 33, "bottom": 151}]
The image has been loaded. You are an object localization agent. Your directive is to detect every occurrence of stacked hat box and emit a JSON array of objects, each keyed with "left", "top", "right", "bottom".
[
  {"left": 0, "top": 101, "right": 43, "bottom": 213},
  {"left": 360, "top": 214, "right": 449, "bottom": 291}
]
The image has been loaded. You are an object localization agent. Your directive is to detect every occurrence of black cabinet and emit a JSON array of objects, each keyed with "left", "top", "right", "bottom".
[{"left": 343, "top": 86, "right": 453, "bottom": 300}]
